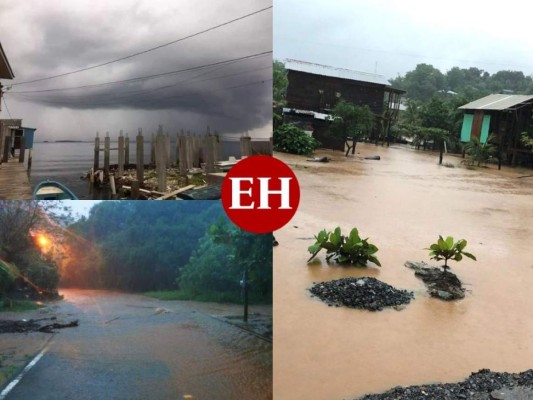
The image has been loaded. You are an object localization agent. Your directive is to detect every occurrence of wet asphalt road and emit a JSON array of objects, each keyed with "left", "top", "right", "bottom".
[{"left": 5, "top": 290, "right": 272, "bottom": 400}]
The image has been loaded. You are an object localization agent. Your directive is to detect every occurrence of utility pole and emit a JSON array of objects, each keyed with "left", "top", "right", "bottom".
[{"left": 241, "top": 270, "right": 249, "bottom": 323}]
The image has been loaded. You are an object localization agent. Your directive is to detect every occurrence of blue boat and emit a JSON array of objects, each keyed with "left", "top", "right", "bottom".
[{"left": 33, "top": 180, "right": 79, "bottom": 200}]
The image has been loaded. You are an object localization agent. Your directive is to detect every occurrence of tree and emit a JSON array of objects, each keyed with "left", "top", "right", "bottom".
[
  {"left": 330, "top": 101, "right": 373, "bottom": 154},
  {"left": 273, "top": 60, "right": 288, "bottom": 106}
]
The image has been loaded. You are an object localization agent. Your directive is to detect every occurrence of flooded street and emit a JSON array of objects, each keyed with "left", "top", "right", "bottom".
[
  {"left": 273, "top": 144, "right": 533, "bottom": 400},
  {"left": 5, "top": 289, "right": 272, "bottom": 400}
]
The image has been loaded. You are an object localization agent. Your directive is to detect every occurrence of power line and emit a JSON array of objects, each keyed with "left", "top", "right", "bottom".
[
  {"left": 2, "top": 96, "right": 13, "bottom": 120},
  {"left": 8, "top": 51, "right": 272, "bottom": 94},
  {"left": 10, "top": 58, "right": 271, "bottom": 102},
  {"left": 10, "top": 5, "right": 273, "bottom": 87},
  {"left": 10, "top": 78, "right": 272, "bottom": 108}
]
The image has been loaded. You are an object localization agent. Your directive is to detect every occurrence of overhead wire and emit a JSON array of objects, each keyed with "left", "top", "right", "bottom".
[
  {"left": 10, "top": 5, "right": 273, "bottom": 87},
  {"left": 8, "top": 51, "right": 272, "bottom": 94}
]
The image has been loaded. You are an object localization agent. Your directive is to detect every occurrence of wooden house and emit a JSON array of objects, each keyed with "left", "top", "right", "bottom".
[
  {"left": 0, "top": 41, "right": 15, "bottom": 164},
  {"left": 284, "top": 59, "right": 404, "bottom": 150},
  {"left": 459, "top": 94, "right": 533, "bottom": 167}
]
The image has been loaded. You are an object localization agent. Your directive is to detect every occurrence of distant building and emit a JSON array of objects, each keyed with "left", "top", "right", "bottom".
[
  {"left": 283, "top": 59, "right": 404, "bottom": 150},
  {"left": 459, "top": 94, "right": 533, "bottom": 167}
]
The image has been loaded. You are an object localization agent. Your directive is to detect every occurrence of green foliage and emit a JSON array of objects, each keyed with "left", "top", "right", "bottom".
[
  {"left": 427, "top": 235, "right": 476, "bottom": 272},
  {"left": 67, "top": 202, "right": 225, "bottom": 291},
  {"left": 273, "top": 123, "right": 320, "bottom": 155},
  {"left": 178, "top": 219, "right": 272, "bottom": 302},
  {"left": 464, "top": 136, "right": 497, "bottom": 166},
  {"left": 307, "top": 227, "right": 381, "bottom": 267},
  {"left": 0, "top": 260, "right": 18, "bottom": 295},
  {"left": 330, "top": 101, "right": 374, "bottom": 141},
  {"left": 273, "top": 60, "right": 288, "bottom": 105},
  {"left": 0, "top": 299, "right": 42, "bottom": 312},
  {"left": 520, "top": 132, "right": 533, "bottom": 150}
]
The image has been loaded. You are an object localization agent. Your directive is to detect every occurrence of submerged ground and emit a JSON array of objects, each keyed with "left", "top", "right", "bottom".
[
  {"left": 273, "top": 143, "right": 533, "bottom": 400},
  {"left": 0, "top": 289, "right": 272, "bottom": 399}
]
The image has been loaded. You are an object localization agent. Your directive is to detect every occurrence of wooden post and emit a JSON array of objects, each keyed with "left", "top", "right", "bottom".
[
  {"left": 150, "top": 133, "right": 155, "bottom": 165},
  {"left": 213, "top": 130, "right": 220, "bottom": 162},
  {"left": 94, "top": 132, "right": 100, "bottom": 171},
  {"left": 242, "top": 270, "right": 249, "bottom": 323},
  {"left": 240, "top": 134, "right": 252, "bottom": 158},
  {"left": 165, "top": 132, "right": 171, "bottom": 167},
  {"left": 118, "top": 131, "right": 124, "bottom": 177},
  {"left": 186, "top": 132, "right": 193, "bottom": 169},
  {"left": 104, "top": 132, "right": 110, "bottom": 175},
  {"left": 131, "top": 179, "right": 140, "bottom": 200},
  {"left": 136, "top": 128, "right": 144, "bottom": 184},
  {"left": 125, "top": 134, "right": 130, "bottom": 166},
  {"left": 269, "top": 136, "right": 273, "bottom": 155},
  {"left": 155, "top": 133, "right": 167, "bottom": 191},
  {"left": 18, "top": 136, "right": 26, "bottom": 163},
  {"left": 27, "top": 149, "right": 32, "bottom": 170},
  {"left": 109, "top": 174, "right": 116, "bottom": 195},
  {"left": 204, "top": 134, "right": 215, "bottom": 173},
  {"left": 179, "top": 134, "right": 187, "bottom": 176},
  {"left": 2, "top": 136, "right": 10, "bottom": 163}
]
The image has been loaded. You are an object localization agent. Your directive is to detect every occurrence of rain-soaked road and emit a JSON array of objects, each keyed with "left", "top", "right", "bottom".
[
  {"left": 6, "top": 289, "right": 272, "bottom": 400},
  {"left": 274, "top": 144, "right": 533, "bottom": 400}
]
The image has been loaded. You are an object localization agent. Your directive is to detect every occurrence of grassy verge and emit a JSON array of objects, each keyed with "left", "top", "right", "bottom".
[
  {"left": 144, "top": 290, "right": 271, "bottom": 304},
  {"left": 0, "top": 298, "right": 42, "bottom": 312}
]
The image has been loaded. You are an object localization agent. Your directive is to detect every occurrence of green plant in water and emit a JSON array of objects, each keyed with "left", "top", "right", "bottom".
[
  {"left": 426, "top": 235, "right": 476, "bottom": 272},
  {"left": 307, "top": 227, "right": 381, "bottom": 267}
]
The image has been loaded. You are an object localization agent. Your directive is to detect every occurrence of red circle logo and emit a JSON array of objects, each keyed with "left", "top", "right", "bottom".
[{"left": 221, "top": 155, "right": 300, "bottom": 234}]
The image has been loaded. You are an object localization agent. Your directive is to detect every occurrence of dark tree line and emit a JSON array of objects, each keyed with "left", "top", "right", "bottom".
[{"left": 390, "top": 63, "right": 533, "bottom": 102}]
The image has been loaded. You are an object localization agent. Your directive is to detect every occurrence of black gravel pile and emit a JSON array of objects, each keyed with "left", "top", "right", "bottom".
[
  {"left": 357, "top": 369, "right": 533, "bottom": 400},
  {"left": 309, "top": 277, "right": 414, "bottom": 311}
]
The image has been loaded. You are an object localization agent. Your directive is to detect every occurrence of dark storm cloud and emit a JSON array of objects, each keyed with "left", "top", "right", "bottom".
[{"left": 0, "top": 0, "right": 272, "bottom": 138}]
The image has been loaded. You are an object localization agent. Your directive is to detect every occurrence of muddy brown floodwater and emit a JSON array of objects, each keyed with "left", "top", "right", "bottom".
[{"left": 273, "top": 144, "right": 533, "bottom": 400}]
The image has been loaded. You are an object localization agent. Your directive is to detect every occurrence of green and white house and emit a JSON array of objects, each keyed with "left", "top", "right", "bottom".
[{"left": 459, "top": 94, "right": 533, "bottom": 166}]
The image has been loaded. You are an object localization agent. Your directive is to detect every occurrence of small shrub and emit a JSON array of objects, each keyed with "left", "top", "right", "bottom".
[
  {"left": 426, "top": 235, "right": 476, "bottom": 272},
  {"left": 274, "top": 124, "right": 320, "bottom": 155},
  {"left": 307, "top": 227, "right": 381, "bottom": 267}
]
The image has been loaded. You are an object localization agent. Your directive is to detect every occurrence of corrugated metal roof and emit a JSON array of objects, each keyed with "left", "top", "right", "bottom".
[
  {"left": 459, "top": 94, "right": 533, "bottom": 110},
  {"left": 285, "top": 59, "right": 390, "bottom": 86},
  {"left": 0, "top": 42, "right": 15, "bottom": 79}
]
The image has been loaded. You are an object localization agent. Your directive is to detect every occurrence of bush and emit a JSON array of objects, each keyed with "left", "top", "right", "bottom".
[
  {"left": 307, "top": 227, "right": 381, "bottom": 267},
  {"left": 274, "top": 124, "right": 320, "bottom": 155}
]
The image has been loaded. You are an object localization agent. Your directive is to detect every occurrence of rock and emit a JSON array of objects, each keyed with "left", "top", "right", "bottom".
[
  {"left": 405, "top": 260, "right": 466, "bottom": 301},
  {"left": 309, "top": 277, "right": 414, "bottom": 311}
]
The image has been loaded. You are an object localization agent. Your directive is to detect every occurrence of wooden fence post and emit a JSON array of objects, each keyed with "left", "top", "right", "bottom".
[
  {"left": 125, "top": 133, "right": 130, "bottom": 166},
  {"left": 104, "top": 132, "right": 110, "bottom": 175},
  {"left": 204, "top": 134, "right": 215, "bottom": 173},
  {"left": 240, "top": 134, "right": 252, "bottom": 157},
  {"left": 179, "top": 133, "right": 187, "bottom": 176},
  {"left": 94, "top": 131, "right": 100, "bottom": 171},
  {"left": 150, "top": 133, "right": 155, "bottom": 165},
  {"left": 136, "top": 128, "right": 144, "bottom": 184},
  {"left": 118, "top": 130, "right": 125, "bottom": 177},
  {"left": 155, "top": 133, "right": 167, "bottom": 191},
  {"left": 18, "top": 136, "right": 25, "bottom": 163}
]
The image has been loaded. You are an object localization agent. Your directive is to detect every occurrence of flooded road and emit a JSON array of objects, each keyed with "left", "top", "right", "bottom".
[
  {"left": 6, "top": 289, "right": 272, "bottom": 400},
  {"left": 273, "top": 144, "right": 533, "bottom": 400}
]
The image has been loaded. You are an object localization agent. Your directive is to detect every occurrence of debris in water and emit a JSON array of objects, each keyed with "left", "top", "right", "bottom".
[
  {"left": 404, "top": 261, "right": 465, "bottom": 300},
  {"left": 309, "top": 277, "right": 414, "bottom": 311}
]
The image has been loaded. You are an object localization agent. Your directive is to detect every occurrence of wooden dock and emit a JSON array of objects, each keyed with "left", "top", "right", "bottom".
[{"left": 0, "top": 158, "right": 32, "bottom": 199}]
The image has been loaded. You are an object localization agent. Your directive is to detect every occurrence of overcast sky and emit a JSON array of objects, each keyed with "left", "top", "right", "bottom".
[
  {"left": 274, "top": 0, "right": 533, "bottom": 82},
  {"left": 0, "top": 0, "right": 272, "bottom": 141}
]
